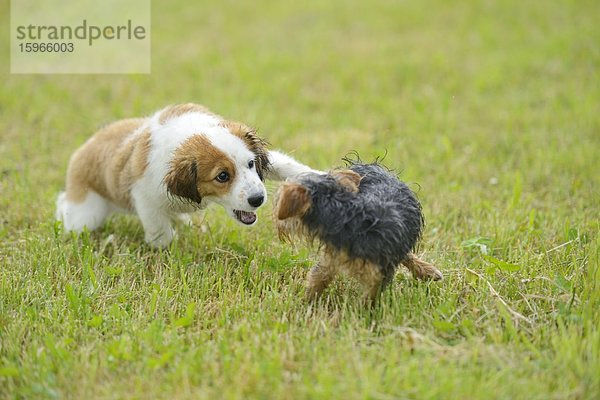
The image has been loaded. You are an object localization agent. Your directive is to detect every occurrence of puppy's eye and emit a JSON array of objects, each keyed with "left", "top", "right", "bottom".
[
  {"left": 248, "top": 160, "right": 255, "bottom": 169},
  {"left": 215, "top": 171, "right": 230, "bottom": 183}
]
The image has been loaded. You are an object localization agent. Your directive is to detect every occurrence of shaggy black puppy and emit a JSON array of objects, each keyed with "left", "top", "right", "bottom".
[{"left": 275, "top": 160, "right": 442, "bottom": 302}]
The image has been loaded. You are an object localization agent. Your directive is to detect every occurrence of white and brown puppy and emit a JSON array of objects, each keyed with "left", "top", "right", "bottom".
[{"left": 56, "top": 103, "right": 319, "bottom": 247}]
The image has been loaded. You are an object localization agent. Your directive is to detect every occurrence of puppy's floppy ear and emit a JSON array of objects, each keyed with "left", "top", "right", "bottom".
[
  {"left": 244, "top": 129, "right": 271, "bottom": 181},
  {"left": 243, "top": 126, "right": 271, "bottom": 181},
  {"left": 221, "top": 121, "right": 272, "bottom": 180},
  {"left": 164, "top": 158, "right": 202, "bottom": 204},
  {"left": 276, "top": 183, "right": 311, "bottom": 220},
  {"left": 332, "top": 169, "right": 362, "bottom": 193}
]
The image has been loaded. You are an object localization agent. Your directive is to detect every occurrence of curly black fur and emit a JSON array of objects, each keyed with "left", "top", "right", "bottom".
[{"left": 298, "top": 160, "right": 424, "bottom": 279}]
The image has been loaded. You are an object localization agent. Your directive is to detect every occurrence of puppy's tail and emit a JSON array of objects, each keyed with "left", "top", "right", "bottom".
[{"left": 55, "top": 191, "right": 67, "bottom": 222}]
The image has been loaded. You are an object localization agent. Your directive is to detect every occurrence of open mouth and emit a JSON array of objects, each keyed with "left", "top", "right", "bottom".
[{"left": 233, "top": 210, "right": 257, "bottom": 225}]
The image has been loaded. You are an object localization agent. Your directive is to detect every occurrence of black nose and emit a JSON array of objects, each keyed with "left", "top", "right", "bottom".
[{"left": 248, "top": 194, "right": 265, "bottom": 208}]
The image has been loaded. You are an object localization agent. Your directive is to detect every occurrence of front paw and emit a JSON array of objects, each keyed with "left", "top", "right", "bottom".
[{"left": 145, "top": 228, "right": 175, "bottom": 248}]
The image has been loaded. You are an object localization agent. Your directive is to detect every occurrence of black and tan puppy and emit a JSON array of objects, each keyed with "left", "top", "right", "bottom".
[{"left": 274, "top": 160, "right": 442, "bottom": 303}]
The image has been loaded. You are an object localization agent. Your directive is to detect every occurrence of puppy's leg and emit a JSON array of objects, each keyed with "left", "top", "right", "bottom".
[
  {"left": 306, "top": 253, "right": 337, "bottom": 300},
  {"left": 350, "top": 261, "right": 386, "bottom": 305},
  {"left": 139, "top": 210, "right": 175, "bottom": 248},
  {"left": 56, "top": 190, "right": 110, "bottom": 232},
  {"left": 174, "top": 213, "right": 193, "bottom": 226},
  {"left": 266, "top": 150, "right": 323, "bottom": 181},
  {"left": 131, "top": 196, "right": 175, "bottom": 248},
  {"left": 401, "top": 253, "right": 443, "bottom": 281}
]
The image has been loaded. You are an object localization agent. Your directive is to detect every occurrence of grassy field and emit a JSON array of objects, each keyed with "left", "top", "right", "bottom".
[{"left": 1, "top": 0, "right": 599, "bottom": 398}]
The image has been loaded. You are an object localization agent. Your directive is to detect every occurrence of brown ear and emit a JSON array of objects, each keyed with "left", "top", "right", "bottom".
[
  {"left": 276, "top": 184, "right": 311, "bottom": 220},
  {"left": 164, "top": 159, "right": 202, "bottom": 203},
  {"left": 332, "top": 169, "right": 362, "bottom": 193},
  {"left": 221, "top": 121, "right": 271, "bottom": 180},
  {"left": 246, "top": 131, "right": 271, "bottom": 181}
]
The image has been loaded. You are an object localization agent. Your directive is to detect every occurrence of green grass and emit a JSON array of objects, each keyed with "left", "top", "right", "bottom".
[{"left": 1, "top": 0, "right": 599, "bottom": 398}]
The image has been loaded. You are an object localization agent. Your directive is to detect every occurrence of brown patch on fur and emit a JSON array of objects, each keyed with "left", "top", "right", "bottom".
[
  {"left": 306, "top": 247, "right": 384, "bottom": 303},
  {"left": 331, "top": 169, "right": 362, "bottom": 193},
  {"left": 401, "top": 253, "right": 443, "bottom": 281},
  {"left": 305, "top": 250, "right": 339, "bottom": 300},
  {"left": 64, "top": 118, "right": 149, "bottom": 209},
  {"left": 220, "top": 121, "right": 270, "bottom": 180},
  {"left": 164, "top": 135, "right": 236, "bottom": 204},
  {"left": 158, "top": 103, "right": 218, "bottom": 125}
]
